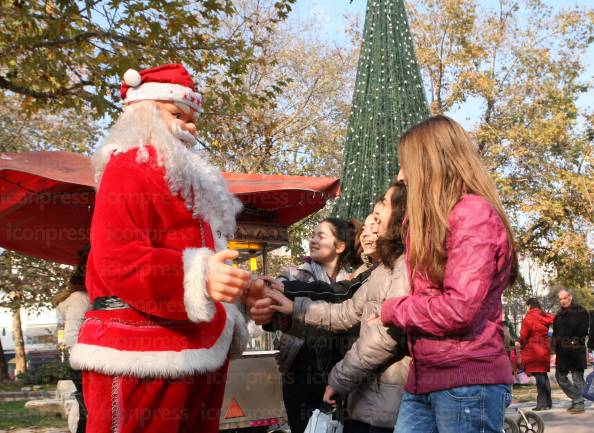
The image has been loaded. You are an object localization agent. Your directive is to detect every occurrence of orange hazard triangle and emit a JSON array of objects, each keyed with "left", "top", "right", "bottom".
[{"left": 224, "top": 397, "right": 245, "bottom": 419}]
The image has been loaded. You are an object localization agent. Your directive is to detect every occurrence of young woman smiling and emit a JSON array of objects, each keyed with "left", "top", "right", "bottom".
[{"left": 276, "top": 218, "right": 360, "bottom": 433}]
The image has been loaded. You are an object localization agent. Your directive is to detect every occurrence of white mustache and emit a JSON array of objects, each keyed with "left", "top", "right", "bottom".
[{"left": 171, "top": 123, "right": 197, "bottom": 148}]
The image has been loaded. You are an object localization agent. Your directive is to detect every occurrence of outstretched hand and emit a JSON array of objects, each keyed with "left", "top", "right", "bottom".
[
  {"left": 242, "top": 278, "right": 274, "bottom": 325},
  {"left": 266, "top": 288, "right": 294, "bottom": 315},
  {"left": 258, "top": 276, "right": 285, "bottom": 292},
  {"left": 250, "top": 296, "right": 275, "bottom": 325},
  {"left": 206, "top": 249, "right": 250, "bottom": 303}
]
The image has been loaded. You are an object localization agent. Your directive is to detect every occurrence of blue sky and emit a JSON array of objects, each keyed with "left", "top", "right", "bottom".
[{"left": 288, "top": 0, "right": 594, "bottom": 129}]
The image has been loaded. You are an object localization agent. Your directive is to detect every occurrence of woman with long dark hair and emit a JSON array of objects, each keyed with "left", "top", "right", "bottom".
[
  {"left": 268, "top": 181, "right": 410, "bottom": 433},
  {"left": 276, "top": 217, "right": 361, "bottom": 433}
]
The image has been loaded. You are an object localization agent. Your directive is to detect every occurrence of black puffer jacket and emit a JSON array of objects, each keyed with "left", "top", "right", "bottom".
[
  {"left": 282, "top": 263, "right": 377, "bottom": 302},
  {"left": 264, "top": 264, "right": 376, "bottom": 374},
  {"left": 553, "top": 302, "right": 590, "bottom": 371}
]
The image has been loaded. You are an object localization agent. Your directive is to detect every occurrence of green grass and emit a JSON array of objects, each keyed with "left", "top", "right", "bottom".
[
  {"left": 511, "top": 380, "right": 562, "bottom": 403},
  {"left": 512, "top": 384, "right": 538, "bottom": 402},
  {"left": 0, "top": 400, "right": 67, "bottom": 429}
]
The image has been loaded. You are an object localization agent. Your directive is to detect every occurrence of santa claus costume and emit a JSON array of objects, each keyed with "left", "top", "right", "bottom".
[{"left": 69, "top": 64, "right": 249, "bottom": 433}]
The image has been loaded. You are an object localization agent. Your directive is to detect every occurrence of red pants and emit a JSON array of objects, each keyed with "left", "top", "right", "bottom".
[{"left": 83, "top": 364, "right": 228, "bottom": 433}]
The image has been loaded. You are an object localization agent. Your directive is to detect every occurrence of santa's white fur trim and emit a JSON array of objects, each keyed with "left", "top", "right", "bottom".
[
  {"left": 92, "top": 102, "right": 243, "bottom": 249},
  {"left": 224, "top": 303, "right": 249, "bottom": 359},
  {"left": 182, "top": 247, "right": 215, "bottom": 323},
  {"left": 125, "top": 82, "right": 203, "bottom": 113},
  {"left": 123, "top": 69, "right": 142, "bottom": 87},
  {"left": 69, "top": 312, "right": 236, "bottom": 378}
]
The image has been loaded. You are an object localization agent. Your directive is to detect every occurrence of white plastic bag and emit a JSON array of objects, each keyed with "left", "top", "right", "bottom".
[
  {"left": 517, "top": 370, "right": 530, "bottom": 385},
  {"left": 304, "top": 409, "right": 343, "bottom": 433}
]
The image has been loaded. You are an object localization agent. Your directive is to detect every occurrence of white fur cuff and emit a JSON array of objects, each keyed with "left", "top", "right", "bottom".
[
  {"left": 69, "top": 316, "right": 235, "bottom": 378},
  {"left": 182, "top": 247, "right": 216, "bottom": 323}
]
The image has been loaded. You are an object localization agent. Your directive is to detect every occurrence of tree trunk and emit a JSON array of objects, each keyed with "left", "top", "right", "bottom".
[
  {"left": 0, "top": 335, "right": 9, "bottom": 380},
  {"left": 12, "top": 307, "right": 27, "bottom": 376}
]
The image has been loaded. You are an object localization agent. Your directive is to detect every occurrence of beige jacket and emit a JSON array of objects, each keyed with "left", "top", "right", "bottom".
[
  {"left": 56, "top": 291, "right": 90, "bottom": 348},
  {"left": 291, "top": 255, "right": 410, "bottom": 428}
]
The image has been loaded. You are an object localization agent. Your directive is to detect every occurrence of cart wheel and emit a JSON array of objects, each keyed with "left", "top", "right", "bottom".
[
  {"left": 504, "top": 416, "right": 520, "bottom": 433},
  {"left": 516, "top": 411, "right": 545, "bottom": 433}
]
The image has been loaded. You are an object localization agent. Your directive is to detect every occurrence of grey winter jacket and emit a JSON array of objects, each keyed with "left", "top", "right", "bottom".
[{"left": 290, "top": 255, "right": 410, "bottom": 428}]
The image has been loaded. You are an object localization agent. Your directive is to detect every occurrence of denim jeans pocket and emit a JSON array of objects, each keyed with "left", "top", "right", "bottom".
[
  {"left": 435, "top": 387, "right": 483, "bottom": 433},
  {"left": 503, "top": 389, "right": 512, "bottom": 407},
  {"left": 433, "top": 384, "right": 509, "bottom": 433},
  {"left": 444, "top": 385, "right": 483, "bottom": 400}
]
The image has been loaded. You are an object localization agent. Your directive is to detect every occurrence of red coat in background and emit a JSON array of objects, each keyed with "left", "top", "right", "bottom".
[{"left": 520, "top": 308, "right": 554, "bottom": 373}]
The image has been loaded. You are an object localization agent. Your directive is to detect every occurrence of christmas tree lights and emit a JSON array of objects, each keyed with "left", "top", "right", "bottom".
[{"left": 333, "top": 0, "right": 429, "bottom": 220}]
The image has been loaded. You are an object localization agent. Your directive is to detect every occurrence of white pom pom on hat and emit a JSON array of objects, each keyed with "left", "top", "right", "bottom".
[{"left": 123, "top": 69, "right": 142, "bottom": 87}]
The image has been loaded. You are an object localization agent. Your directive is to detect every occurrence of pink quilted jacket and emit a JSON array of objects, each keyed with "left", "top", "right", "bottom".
[{"left": 381, "top": 194, "right": 514, "bottom": 394}]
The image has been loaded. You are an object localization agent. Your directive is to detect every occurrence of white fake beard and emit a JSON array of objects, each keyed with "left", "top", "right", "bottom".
[
  {"left": 92, "top": 100, "right": 243, "bottom": 250},
  {"left": 171, "top": 123, "right": 197, "bottom": 148}
]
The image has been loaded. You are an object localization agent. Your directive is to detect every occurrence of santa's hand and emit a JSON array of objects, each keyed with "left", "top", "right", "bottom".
[
  {"left": 267, "top": 288, "right": 294, "bottom": 315},
  {"left": 206, "top": 249, "right": 250, "bottom": 303}
]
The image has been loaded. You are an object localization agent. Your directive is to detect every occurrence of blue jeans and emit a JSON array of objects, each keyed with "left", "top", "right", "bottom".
[{"left": 394, "top": 384, "right": 512, "bottom": 433}]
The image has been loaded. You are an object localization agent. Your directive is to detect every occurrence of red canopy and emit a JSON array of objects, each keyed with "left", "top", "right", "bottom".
[{"left": 0, "top": 151, "right": 339, "bottom": 264}]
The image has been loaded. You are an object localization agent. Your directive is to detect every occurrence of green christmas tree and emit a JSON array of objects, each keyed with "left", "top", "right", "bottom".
[{"left": 334, "top": 0, "right": 429, "bottom": 220}]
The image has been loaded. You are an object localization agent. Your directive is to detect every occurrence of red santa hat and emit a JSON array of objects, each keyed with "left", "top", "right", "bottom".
[{"left": 120, "top": 64, "right": 203, "bottom": 114}]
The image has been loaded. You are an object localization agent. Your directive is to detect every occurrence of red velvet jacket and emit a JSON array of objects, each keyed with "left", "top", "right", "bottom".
[
  {"left": 70, "top": 146, "right": 247, "bottom": 378},
  {"left": 520, "top": 308, "right": 554, "bottom": 373},
  {"left": 381, "top": 194, "right": 514, "bottom": 394}
]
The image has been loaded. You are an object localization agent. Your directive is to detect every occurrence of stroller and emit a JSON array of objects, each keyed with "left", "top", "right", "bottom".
[
  {"left": 503, "top": 406, "right": 545, "bottom": 433},
  {"left": 504, "top": 341, "right": 545, "bottom": 433}
]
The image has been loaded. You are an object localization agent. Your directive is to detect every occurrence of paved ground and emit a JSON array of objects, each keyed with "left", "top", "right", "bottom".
[
  {"left": 2, "top": 368, "right": 592, "bottom": 432},
  {"left": 509, "top": 399, "right": 593, "bottom": 433}
]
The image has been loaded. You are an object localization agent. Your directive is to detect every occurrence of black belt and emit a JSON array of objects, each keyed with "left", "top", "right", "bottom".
[{"left": 92, "top": 296, "right": 130, "bottom": 311}]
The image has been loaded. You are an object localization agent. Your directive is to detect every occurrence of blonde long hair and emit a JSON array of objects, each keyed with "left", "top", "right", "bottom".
[{"left": 398, "top": 115, "right": 517, "bottom": 284}]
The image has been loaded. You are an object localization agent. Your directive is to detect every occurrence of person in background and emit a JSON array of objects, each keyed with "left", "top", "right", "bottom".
[
  {"left": 589, "top": 308, "right": 594, "bottom": 360},
  {"left": 509, "top": 341, "right": 522, "bottom": 384},
  {"left": 276, "top": 218, "right": 361, "bottom": 433},
  {"left": 381, "top": 115, "right": 517, "bottom": 433},
  {"left": 502, "top": 312, "right": 514, "bottom": 356},
  {"left": 519, "top": 298, "right": 554, "bottom": 411},
  {"left": 52, "top": 246, "right": 90, "bottom": 433},
  {"left": 552, "top": 288, "right": 590, "bottom": 414}
]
